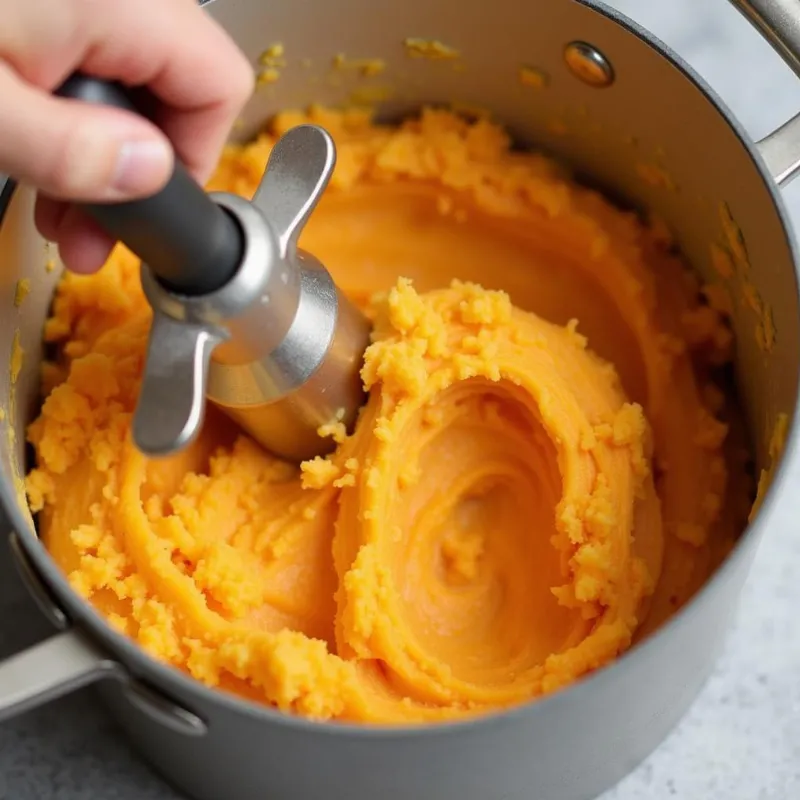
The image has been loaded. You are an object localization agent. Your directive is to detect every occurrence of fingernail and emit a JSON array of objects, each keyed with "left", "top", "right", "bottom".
[{"left": 112, "top": 140, "right": 172, "bottom": 195}]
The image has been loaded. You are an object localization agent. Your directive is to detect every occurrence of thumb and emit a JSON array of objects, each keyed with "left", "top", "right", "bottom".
[{"left": 0, "top": 66, "right": 174, "bottom": 202}]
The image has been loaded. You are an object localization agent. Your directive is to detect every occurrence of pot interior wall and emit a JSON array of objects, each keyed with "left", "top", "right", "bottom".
[
  {"left": 0, "top": 188, "right": 59, "bottom": 539},
  {"left": 0, "top": 0, "right": 797, "bottom": 545},
  {"left": 206, "top": 0, "right": 799, "bottom": 474}
]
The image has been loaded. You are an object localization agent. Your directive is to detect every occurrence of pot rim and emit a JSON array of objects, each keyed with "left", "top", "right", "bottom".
[{"left": 1, "top": 0, "right": 799, "bottom": 738}]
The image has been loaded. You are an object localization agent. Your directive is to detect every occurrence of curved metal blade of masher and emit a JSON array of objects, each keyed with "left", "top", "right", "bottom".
[
  {"left": 251, "top": 124, "right": 336, "bottom": 257},
  {"left": 201, "top": 125, "right": 371, "bottom": 462},
  {"left": 132, "top": 318, "right": 224, "bottom": 456},
  {"left": 132, "top": 125, "right": 340, "bottom": 458}
]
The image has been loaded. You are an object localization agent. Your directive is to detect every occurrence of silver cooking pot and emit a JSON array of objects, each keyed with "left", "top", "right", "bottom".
[{"left": 0, "top": 1, "right": 799, "bottom": 798}]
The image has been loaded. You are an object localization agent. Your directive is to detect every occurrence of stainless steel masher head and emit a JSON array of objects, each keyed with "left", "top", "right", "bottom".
[{"left": 55, "top": 74, "right": 371, "bottom": 463}]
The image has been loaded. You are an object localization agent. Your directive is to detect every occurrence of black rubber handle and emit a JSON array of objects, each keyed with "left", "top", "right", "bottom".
[{"left": 56, "top": 73, "right": 242, "bottom": 296}]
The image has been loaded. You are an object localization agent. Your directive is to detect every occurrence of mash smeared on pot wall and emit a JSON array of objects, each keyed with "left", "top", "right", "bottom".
[{"left": 25, "top": 108, "right": 752, "bottom": 723}]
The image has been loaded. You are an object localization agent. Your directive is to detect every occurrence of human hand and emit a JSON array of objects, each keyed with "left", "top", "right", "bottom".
[{"left": 0, "top": 0, "right": 254, "bottom": 273}]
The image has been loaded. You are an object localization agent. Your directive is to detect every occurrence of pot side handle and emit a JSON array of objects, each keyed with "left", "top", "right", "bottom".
[
  {"left": 0, "top": 629, "right": 120, "bottom": 723},
  {"left": 730, "top": 0, "right": 800, "bottom": 184},
  {"left": 0, "top": 533, "right": 207, "bottom": 736},
  {"left": 0, "top": 532, "right": 124, "bottom": 722}
]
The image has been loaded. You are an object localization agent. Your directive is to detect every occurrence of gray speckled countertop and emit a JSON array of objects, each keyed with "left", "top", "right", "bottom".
[{"left": 1, "top": 1, "right": 800, "bottom": 798}]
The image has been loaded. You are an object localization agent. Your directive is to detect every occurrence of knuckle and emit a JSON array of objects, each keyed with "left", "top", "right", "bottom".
[
  {"left": 48, "top": 124, "right": 113, "bottom": 198},
  {"left": 233, "top": 56, "right": 257, "bottom": 102}
]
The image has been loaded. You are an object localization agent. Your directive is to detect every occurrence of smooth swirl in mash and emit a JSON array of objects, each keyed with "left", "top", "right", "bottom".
[{"left": 26, "top": 108, "right": 750, "bottom": 723}]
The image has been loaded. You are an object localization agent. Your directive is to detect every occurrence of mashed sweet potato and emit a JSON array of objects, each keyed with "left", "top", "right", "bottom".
[{"left": 25, "top": 108, "right": 751, "bottom": 723}]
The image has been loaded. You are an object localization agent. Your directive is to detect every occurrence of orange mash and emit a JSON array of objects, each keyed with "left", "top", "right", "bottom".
[{"left": 25, "top": 108, "right": 751, "bottom": 723}]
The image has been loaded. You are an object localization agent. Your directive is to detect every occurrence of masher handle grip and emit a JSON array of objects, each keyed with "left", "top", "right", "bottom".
[{"left": 56, "top": 73, "right": 242, "bottom": 296}]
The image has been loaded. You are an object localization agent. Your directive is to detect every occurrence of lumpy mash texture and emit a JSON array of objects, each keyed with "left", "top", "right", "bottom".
[{"left": 26, "top": 108, "right": 752, "bottom": 723}]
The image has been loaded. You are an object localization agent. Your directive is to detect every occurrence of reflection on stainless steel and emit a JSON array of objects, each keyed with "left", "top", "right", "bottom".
[
  {"left": 729, "top": 0, "right": 800, "bottom": 76},
  {"left": 732, "top": 0, "right": 800, "bottom": 184},
  {"left": 756, "top": 113, "right": 800, "bottom": 185},
  {"left": 564, "top": 41, "right": 615, "bottom": 87},
  {"left": 133, "top": 124, "right": 371, "bottom": 461}
]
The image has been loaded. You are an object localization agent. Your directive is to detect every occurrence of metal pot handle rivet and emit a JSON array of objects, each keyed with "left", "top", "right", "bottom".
[
  {"left": 0, "top": 532, "right": 207, "bottom": 737},
  {"left": 732, "top": 0, "right": 800, "bottom": 184},
  {"left": 564, "top": 41, "right": 615, "bottom": 87}
]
